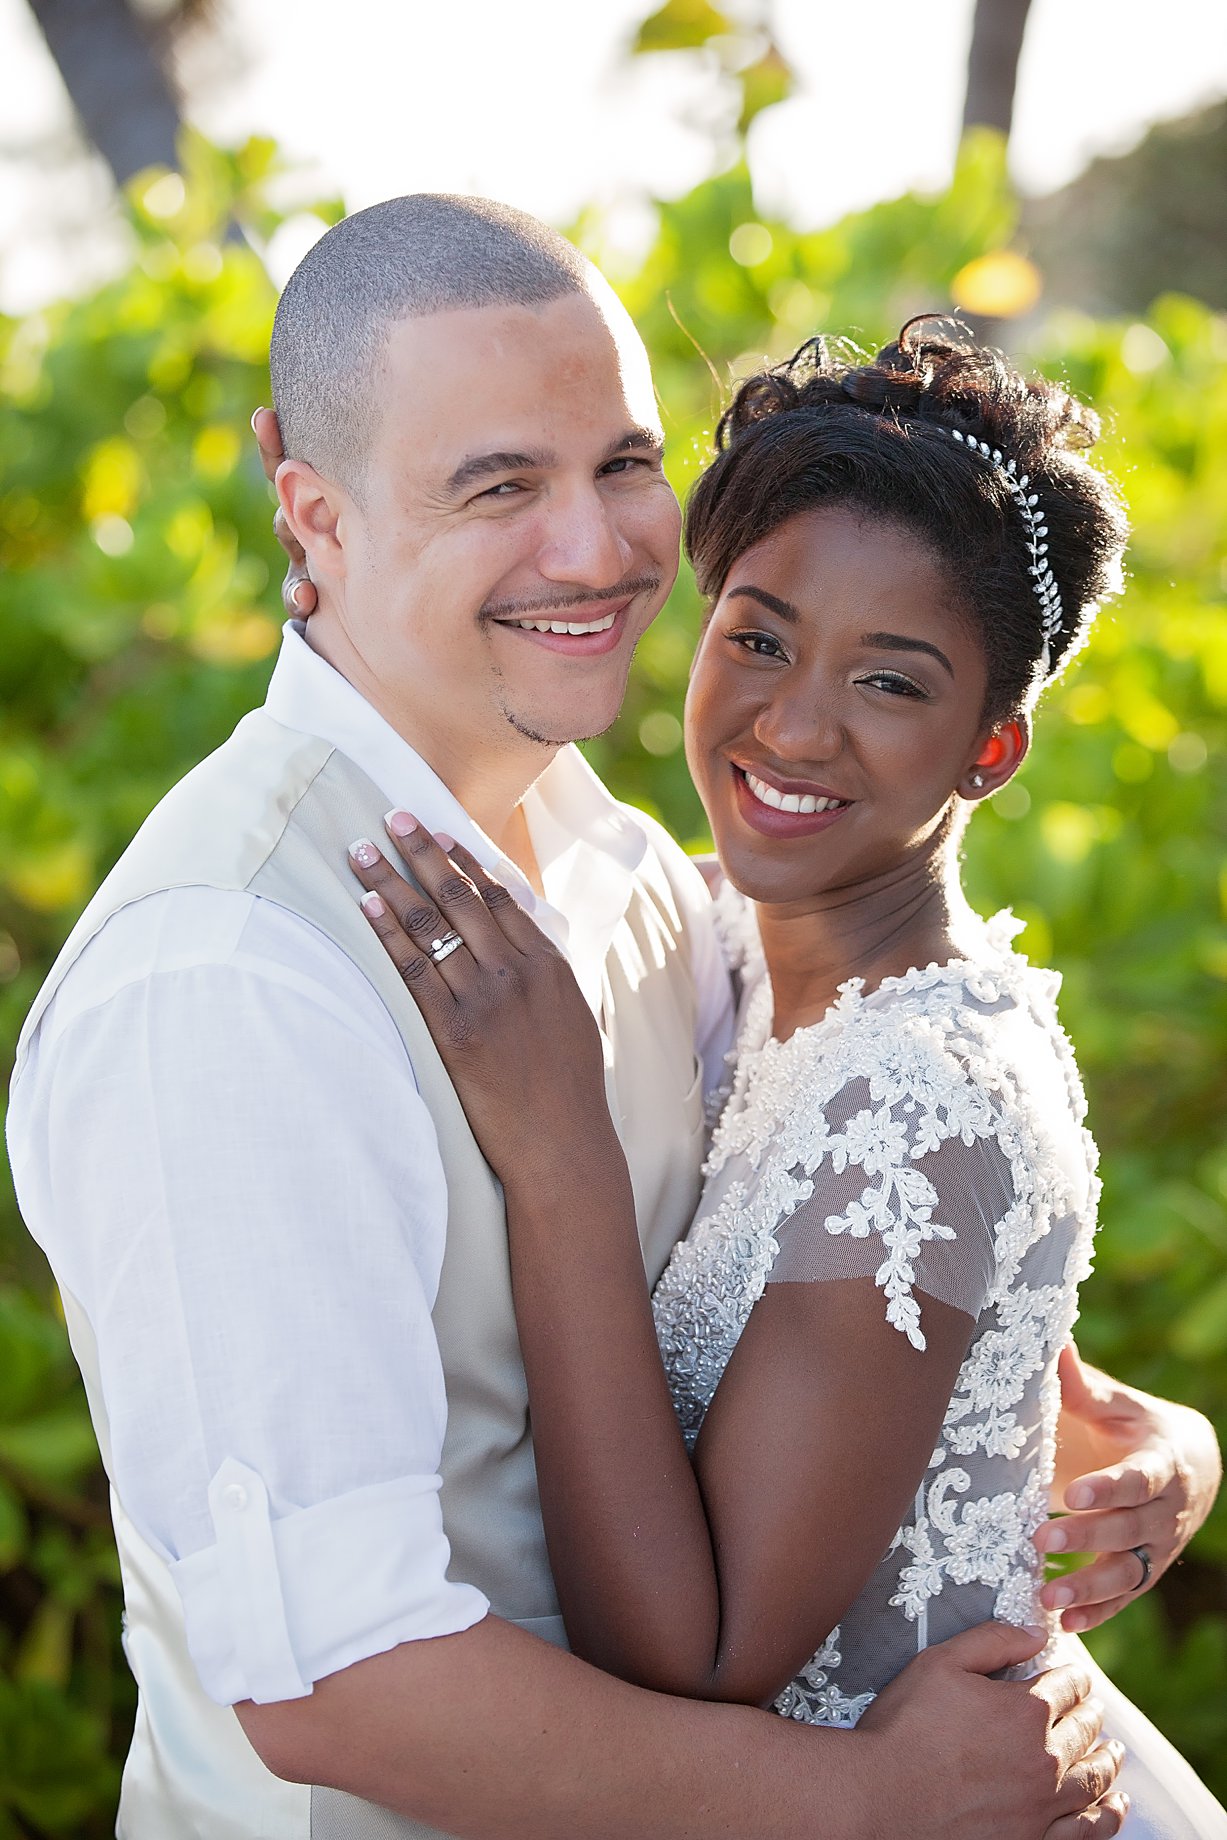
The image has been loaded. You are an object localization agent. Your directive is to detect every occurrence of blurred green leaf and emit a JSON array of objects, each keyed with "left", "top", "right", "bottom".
[{"left": 632, "top": 0, "right": 735, "bottom": 54}]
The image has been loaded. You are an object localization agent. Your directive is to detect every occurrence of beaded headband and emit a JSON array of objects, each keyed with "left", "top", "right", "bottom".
[{"left": 940, "top": 427, "right": 1064, "bottom": 674}]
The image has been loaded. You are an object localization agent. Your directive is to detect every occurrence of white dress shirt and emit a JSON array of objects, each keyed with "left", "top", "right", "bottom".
[{"left": 7, "top": 624, "right": 733, "bottom": 1705}]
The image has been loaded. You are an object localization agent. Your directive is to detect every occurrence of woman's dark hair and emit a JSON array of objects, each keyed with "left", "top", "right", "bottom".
[{"left": 684, "top": 319, "right": 1129, "bottom": 722}]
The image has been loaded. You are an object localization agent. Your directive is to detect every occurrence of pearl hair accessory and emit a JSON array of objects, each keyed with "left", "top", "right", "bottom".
[{"left": 943, "top": 428, "right": 1064, "bottom": 673}]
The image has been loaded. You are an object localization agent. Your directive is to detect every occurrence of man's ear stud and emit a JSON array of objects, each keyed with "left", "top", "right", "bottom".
[{"left": 969, "top": 771, "right": 985, "bottom": 789}]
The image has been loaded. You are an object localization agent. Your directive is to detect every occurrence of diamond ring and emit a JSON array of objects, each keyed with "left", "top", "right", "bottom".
[{"left": 428, "top": 931, "right": 464, "bottom": 965}]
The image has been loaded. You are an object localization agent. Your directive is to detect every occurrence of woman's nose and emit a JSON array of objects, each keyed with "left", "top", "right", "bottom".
[{"left": 752, "top": 684, "right": 843, "bottom": 763}]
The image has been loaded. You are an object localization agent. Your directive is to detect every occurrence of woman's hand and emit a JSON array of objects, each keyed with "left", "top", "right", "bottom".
[
  {"left": 1036, "top": 1341, "right": 1222, "bottom": 1632},
  {"left": 348, "top": 813, "right": 619, "bottom": 1192},
  {"left": 251, "top": 407, "right": 316, "bottom": 619}
]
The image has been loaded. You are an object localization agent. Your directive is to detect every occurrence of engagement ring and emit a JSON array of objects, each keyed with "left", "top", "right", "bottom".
[{"left": 428, "top": 931, "right": 464, "bottom": 964}]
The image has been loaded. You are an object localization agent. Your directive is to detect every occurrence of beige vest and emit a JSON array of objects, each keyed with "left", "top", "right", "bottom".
[{"left": 16, "top": 710, "right": 707, "bottom": 1840}]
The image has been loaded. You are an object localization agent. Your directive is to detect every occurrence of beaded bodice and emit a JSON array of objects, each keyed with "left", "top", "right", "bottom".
[{"left": 651, "top": 893, "right": 1099, "bottom": 1725}]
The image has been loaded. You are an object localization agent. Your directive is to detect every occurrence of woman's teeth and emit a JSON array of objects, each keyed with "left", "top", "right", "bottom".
[
  {"left": 744, "top": 771, "right": 844, "bottom": 815},
  {"left": 514, "top": 612, "right": 617, "bottom": 635}
]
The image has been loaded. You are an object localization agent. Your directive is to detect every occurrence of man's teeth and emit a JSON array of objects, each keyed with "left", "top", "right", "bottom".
[
  {"left": 744, "top": 771, "right": 843, "bottom": 815},
  {"left": 513, "top": 612, "right": 617, "bottom": 635}
]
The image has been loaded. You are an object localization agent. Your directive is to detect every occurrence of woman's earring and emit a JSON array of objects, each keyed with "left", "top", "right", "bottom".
[{"left": 969, "top": 771, "right": 985, "bottom": 789}]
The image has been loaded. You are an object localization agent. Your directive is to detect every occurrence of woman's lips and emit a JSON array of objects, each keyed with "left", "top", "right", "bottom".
[{"left": 730, "top": 763, "right": 853, "bottom": 838}]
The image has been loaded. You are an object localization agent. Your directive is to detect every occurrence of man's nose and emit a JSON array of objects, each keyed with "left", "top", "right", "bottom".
[{"left": 536, "top": 485, "right": 632, "bottom": 587}]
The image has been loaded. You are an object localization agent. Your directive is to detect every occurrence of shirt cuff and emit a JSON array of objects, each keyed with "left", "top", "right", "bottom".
[{"left": 171, "top": 1458, "right": 489, "bottom": 1704}]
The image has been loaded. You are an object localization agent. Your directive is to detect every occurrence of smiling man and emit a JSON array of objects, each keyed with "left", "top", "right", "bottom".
[{"left": 7, "top": 194, "right": 1205, "bottom": 1840}]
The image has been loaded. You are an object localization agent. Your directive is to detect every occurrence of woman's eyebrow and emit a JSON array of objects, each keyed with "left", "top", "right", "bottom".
[
  {"left": 726, "top": 586, "right": 799, "bottom": 621},
  {"left": 861, "top": 631, "right": 954, "bottom": 676}
]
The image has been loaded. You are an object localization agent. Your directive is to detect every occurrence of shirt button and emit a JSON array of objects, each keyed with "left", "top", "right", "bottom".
[{"left": 221, "top": 1482, "right": 248, "bottom": 1512}]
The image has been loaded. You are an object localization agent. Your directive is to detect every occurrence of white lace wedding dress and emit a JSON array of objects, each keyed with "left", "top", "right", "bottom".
[{"left": 651, "top": 889, "right": 1226, "bottom": 1837}]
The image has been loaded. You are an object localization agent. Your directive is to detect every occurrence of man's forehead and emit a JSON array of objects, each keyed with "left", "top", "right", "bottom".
[{"left": 376, "top": 294, "right": 661, "bottom": 465}]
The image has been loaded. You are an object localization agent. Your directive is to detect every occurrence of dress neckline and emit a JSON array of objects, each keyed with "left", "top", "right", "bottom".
[{"left": 743, "top": 909, "right": 1031, "bottom": 1055}]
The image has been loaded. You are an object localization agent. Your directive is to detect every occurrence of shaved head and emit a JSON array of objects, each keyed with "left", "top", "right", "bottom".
[{"left": 269, "top": 193, "right": 593, "bottom": 495}]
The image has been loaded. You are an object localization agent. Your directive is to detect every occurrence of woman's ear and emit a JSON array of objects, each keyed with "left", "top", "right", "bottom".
[
  {"left": 276, "top": 459, "right": 351, "bottom": 581},
  {"left": 960, "top": 717, "right": 1029, "bottom": 800}
]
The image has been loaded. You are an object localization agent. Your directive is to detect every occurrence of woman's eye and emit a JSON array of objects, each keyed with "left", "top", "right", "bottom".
[
  {"left": 860, "top": 669, "right": 927, "bottom": 698},
  {"left": 730, "top": 629, "right": 787, "bottom": 660}
]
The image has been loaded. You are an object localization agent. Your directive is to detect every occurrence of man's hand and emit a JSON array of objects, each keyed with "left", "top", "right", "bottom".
[
  {"left": 251, "top": 406, "right": 317, "bottom": 618},
  {"left": 1037, "top": 1342, "right": 1222, "bottom": 1633},
  {"left": 860, "top": 1620, "right": 1128, "bottom": 1838}
]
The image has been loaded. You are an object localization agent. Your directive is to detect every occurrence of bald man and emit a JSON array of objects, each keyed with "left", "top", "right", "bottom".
[{"left": 10, "top": 194, "right": 1205, "bottom": 1840}]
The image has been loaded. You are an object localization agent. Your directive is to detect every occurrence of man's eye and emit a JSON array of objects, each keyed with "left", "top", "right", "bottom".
[
  {"left": 476, "top": 480, "right": 526, "bottom": 501},
  {"left": 601, "top": 454, "right": 658, "bottom": 477},
  {"left": 860, "top": 670, "right": 927, "bottom": 698}
]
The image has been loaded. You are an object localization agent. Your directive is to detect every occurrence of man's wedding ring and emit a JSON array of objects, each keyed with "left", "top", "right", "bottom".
[
  {"left": 1130, "top": 1544, "right": 1153, "bottom": 1591},
  {"left": 428, "top": 931, "right": 464, "bottom": 965}
]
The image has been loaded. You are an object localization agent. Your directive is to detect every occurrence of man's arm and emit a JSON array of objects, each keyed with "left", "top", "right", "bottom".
[
  {"left": 237, "top": 1613, "right": 1125, "bottom": 1840},
  {"left": 1039, "top": 1342, "right": 1221, "bottom": 1632},
  {"left": 13, "top": 889, "right": 487, "bottom": 1703}
]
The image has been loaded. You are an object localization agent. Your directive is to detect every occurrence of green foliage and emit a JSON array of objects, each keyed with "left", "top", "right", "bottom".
[
  {"left": 0, "top": 118, "right": 1224, "bottom": 1831},
  {"left": 629, "top": 0, "right": 795, "bottom": 135}
]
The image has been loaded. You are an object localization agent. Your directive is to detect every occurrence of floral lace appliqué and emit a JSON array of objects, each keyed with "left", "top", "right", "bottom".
[{"left": 651, "top": 905, "right": 1099, "bottom": 1728}]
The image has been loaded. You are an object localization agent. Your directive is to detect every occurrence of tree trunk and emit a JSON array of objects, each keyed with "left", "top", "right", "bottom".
[
  {"left": 962, "top": 0, "right": 1034, "bottom": 139},
  {"left": 27, "top": 0, "right": 182, "bottom": 187}
]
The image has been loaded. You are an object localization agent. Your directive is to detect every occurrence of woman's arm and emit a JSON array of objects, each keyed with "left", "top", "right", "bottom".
[{"left": 349, "top": 823, "right": 981, "bottom": 1706}]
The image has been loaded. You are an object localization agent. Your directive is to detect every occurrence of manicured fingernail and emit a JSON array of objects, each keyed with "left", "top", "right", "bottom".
[
  {"left": 385, "top": 810, "right": 418, "bottom": 837},
  {"left": 1067, "top": 1483, "right": 1095, "bottom": 1509},
  {"left": 434, "top": 831, "right": 455, "bottom": 852},
  {"left": 1049, "top": 1585, "right": 1074, "bottom": 1608},
  {"left": 1064, "top": 1610, "right": 1087, "bottom": 1632},
  {"left": 290, "top": 581, "right": 307, "bottom": 610},
  {"left": 349, "top": 838, "right": 380, "bottom": 868},
  {"left": 1043, "top": 1525, "right": 1067, "bottom": 1552},
  {"left": 251, "top": 408, "right": 262, "bottom": 431},
  {"left": 360, "top": 890, "right": 385, "bottom": 917},
  {"left": 1022, "top": 1623, "right": 1048, "bottom": 1640}
]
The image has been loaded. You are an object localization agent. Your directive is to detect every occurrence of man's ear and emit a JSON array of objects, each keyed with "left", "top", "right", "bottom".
[
  {"left": 959, "top": 716, "right": 1030, "bottom": 801},
  {"left": 275, "top": 459, "right": 352, "bottom": 580}
]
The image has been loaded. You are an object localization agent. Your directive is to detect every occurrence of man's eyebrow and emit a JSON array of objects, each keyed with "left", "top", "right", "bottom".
[
  {"left": 608, "top": 425, "right": 665, "bottom": 459},
  {"left": 443, "top": 427, "right": 662, "bottom": 497},
  {"left": 726, "top": 585, "right": 798, "bottom": 621},
  {"left": 444, "top": 447, "right": 556, "bottom": 495},
  {"left": 861, "top": 631, "right": 954, "bottom": 676}
]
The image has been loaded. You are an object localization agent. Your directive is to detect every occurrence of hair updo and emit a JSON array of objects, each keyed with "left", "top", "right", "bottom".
[{"left": 684, "top": 319, "right": 1129, "bottom": 723}]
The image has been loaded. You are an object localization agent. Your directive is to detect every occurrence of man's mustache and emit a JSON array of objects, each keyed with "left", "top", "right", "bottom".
[{"left": 481, "top": 572, "right": 662, "bottom": 623}]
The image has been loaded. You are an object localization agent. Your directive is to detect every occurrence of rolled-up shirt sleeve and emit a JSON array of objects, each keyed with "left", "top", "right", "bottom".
[{"left": 12, "top": 887, "right": 488, "bottom": 1705}]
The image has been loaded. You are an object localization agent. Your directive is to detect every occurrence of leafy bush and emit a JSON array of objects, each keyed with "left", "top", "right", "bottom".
[{"left": 1, "top": 127, "right": 1223, "bottom": 1830}]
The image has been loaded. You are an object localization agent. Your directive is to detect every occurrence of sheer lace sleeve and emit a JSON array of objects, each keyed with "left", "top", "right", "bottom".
[{"left": 763, "top": 1071, "right": 1013, "bottom": 1348}]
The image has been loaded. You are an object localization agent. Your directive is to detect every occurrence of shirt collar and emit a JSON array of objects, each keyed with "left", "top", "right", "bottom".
[{"left": 263, "top": 623, "right": 647, "bottom": 1008}]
